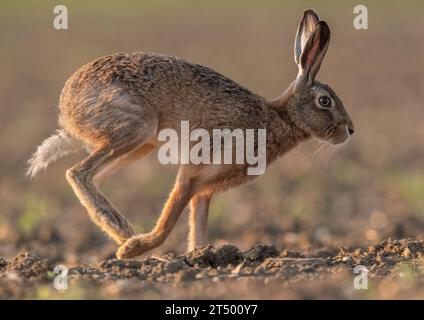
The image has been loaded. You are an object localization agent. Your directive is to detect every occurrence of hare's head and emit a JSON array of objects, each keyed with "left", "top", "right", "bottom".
[{"left": 286, "top": 9, "right": 354, "bottom": 145}]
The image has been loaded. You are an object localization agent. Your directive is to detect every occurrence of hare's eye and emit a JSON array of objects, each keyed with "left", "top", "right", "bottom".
[{"left": 318, "top": 96, "right": 331, "bottom": 108}]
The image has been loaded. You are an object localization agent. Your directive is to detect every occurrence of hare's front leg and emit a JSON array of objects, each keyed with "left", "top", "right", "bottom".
[
  {"left": 116, "top": 167, "right": 195, "bottom": 259},
  {"left": 188, "top": 194, "right": 212, "bottom": 251}
]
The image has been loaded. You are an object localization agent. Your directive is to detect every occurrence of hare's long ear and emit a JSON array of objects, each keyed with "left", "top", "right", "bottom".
[
  {"left": 298, "top": 21, "right": 331, "bottom": 82},
  {"left": 294, "top": 9, "right": 319, "bottom": 65}
]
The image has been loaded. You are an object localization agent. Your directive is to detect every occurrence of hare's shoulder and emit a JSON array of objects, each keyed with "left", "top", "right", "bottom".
[{"left": 173, "top": 57, "right": 265, "bottom": 109}]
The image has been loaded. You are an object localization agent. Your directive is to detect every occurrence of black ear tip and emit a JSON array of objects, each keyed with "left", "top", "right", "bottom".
[
  {"left": 317, "top": 20, "right": 330, "bottom": 29},
  {"left": 304, "top": 8, "right": 319, "bottom": 20},
  {"left": 317, "top": 20, "right": 331, "bottom": 35}
]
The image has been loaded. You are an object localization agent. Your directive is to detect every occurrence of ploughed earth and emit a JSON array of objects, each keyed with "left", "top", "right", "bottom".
[{"left": 1, "top": 235, "right": 423, "bottom": 299}]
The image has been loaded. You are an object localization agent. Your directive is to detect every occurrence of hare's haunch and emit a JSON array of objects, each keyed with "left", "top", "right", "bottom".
[{"left": 27, "top": 9, "right": 354, "bottom": 259}]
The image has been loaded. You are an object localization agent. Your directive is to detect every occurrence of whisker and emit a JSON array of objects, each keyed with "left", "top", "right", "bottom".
[
  {"left": 324, "top": 144, "right": 335, "bottom": 169},
  {"left": 311, "top": 142, "right": 327, "bottom": 167},
  {"left": 301, "top": 142, "right": 327, "bottom": 171},
  {"left": 318, "top": 143, "right": 332, "bottom": 168}
]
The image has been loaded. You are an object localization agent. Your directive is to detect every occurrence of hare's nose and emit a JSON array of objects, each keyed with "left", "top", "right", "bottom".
[{"left": 348, "top": 126, "right": 354, "bottom": 135}]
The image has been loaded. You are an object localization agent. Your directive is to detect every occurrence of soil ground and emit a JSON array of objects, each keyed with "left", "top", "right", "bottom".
[{"left": 1, "top": 236, "right": 423, "bottom": 299}]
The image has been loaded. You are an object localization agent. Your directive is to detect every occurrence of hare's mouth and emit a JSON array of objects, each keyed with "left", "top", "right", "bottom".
[
  {"left": 314, "top": 125, "right": 351, "bottom": 145},
  {"left": 329, "top": 125, "right": 352, "bottom": 145},
  {"left": 330, "top": 136, "right": 350, "bottom": 145}
]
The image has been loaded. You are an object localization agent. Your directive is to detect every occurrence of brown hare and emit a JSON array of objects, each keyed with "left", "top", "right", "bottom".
[{"left": 27, "top": 9, "right": 354, "bottom": 259}]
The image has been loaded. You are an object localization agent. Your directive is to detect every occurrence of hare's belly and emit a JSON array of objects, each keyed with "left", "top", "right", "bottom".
[{"left": 196, "top": 163, "right": 258, "bottom": 192}]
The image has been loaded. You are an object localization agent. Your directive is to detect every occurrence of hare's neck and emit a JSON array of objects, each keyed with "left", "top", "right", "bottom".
[{"left": 264, "top": 88, "right": 310, "bottom": 164}]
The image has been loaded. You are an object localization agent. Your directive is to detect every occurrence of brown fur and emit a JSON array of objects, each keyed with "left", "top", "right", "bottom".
[{"left": 27, "top": 9, "right": 353, "bottom": 259}]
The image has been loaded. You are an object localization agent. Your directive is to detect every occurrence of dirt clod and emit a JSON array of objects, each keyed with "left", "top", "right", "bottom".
[
  {"left": 6, "top": 252, "right": 51, "bottom": 279},
  {"left": 0, "top": 257, "right": 7, "bottom": 270},
  {"left": 185, "top": 244, "right": 243, "bottom": 268},
  {"left": 244, "top": 244, "right": 279, "bottom": 264}
]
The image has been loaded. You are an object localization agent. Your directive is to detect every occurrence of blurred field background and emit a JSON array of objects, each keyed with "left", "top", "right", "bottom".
[{"left": 0, "top": 0, "right": 423, "bottom": 298}]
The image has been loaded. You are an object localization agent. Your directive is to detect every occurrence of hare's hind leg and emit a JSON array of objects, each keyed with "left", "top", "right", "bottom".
[
  {"left": 188, "top": 194, "right": 212, "bottom": 251},
  {"left": 66, "top": 146, "right": 136, "bottom": 244},
  {"left": 93, "top": 143, "right": 156, "bottom": 188},
  {"left": 66, "top": 124, "right": 157, "bottom": 245}
]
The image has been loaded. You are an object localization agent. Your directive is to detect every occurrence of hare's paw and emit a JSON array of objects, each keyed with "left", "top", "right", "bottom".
[{"left": 116, "top": 234, "right": 155, "bottom": 259}]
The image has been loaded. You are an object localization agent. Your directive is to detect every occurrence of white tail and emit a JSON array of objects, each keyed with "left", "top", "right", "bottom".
[{"left": 26, "top": 129, "right": 82, "bottom": 178}]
